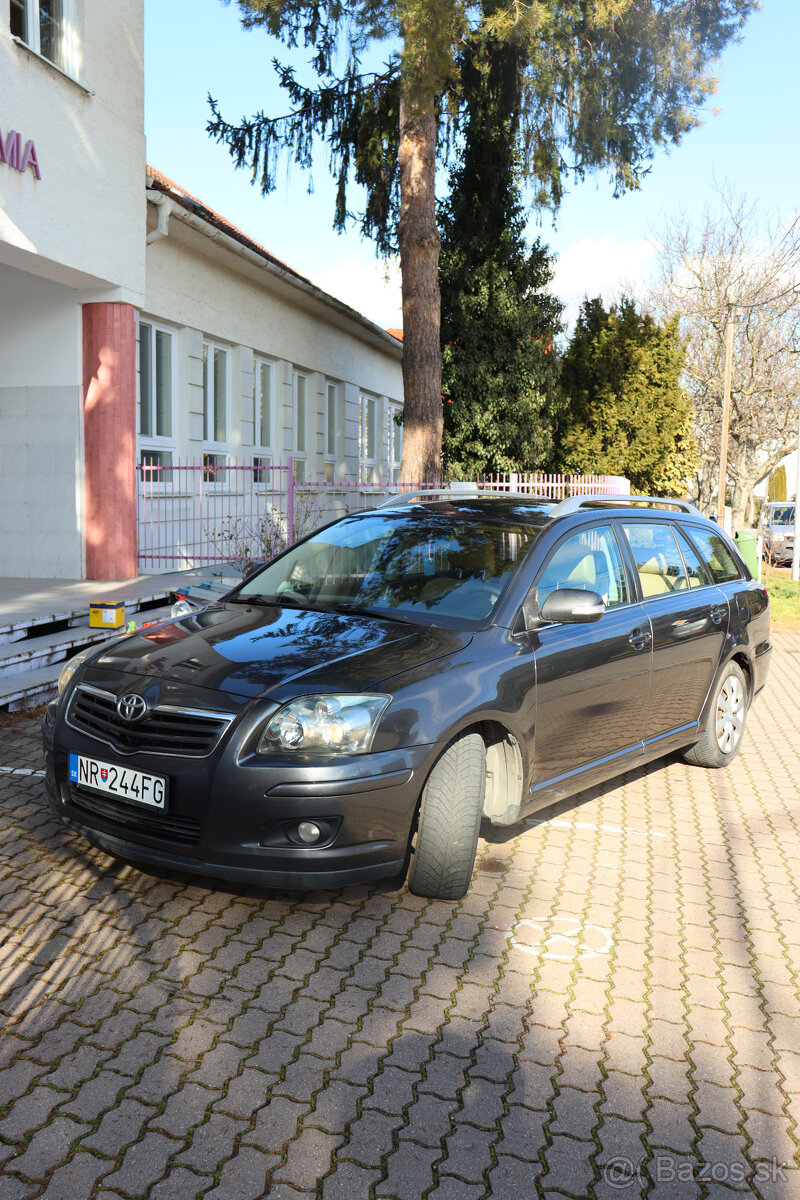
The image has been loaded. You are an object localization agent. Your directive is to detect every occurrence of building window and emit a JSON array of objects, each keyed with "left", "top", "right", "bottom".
[
  {"left": 139, "top": 450, "right": 173, "bottom": 487},
  {"left": 388, "top": 401, "right": 403, "bottom": 482},
  {"left": 203, "top": 342, "right": 228, "bottom": 448},
  {"left": 324, "top": 381, "right": 338, "bottom": 481},
  {"left": 253, "top": 358, "right": 273, "bottom": 453},
  {"left": 359, "top": 393, "right": 377, "bottom": 482},
  {"left": 138, "top": 321, "right": 174, "bottom": 484},
  {"left": 294, "top": 372, "right": 307, "bottom": 458},
  {"left": 203, "top": 452, "right": 226, "bottom": 484},
  {"left": 10, "top": 0, "right": 74, "bottom": 74},
  {"left": 138, "top": 322, "right": 173, "bottom": 441}
]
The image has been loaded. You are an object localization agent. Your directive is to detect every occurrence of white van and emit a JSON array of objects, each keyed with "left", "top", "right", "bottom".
[{"left": 759, "top": 501, "right": 796, "bottom": 564}]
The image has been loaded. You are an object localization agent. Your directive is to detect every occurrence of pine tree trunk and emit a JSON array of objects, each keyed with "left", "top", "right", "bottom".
[{"left": 397, "top": 96, "right": 443, "bottom": 483}]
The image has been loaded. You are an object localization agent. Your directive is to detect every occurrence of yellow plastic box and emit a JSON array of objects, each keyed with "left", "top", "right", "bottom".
[{"left": 89, "top": 601, "right": 125, "bottom": 629}]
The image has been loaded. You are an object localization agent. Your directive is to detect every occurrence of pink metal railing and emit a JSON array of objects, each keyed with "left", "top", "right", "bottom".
[{"left": 136, "top": 460, "right": 630, "bottom": 572}]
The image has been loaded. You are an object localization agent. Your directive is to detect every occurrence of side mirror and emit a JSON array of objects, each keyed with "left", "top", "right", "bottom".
[
  {"left": 241, "top": 561, "right": 266, "bottom": 582},
  {"left": 540, "top": 588, "right": 606, "bottom": 624}
]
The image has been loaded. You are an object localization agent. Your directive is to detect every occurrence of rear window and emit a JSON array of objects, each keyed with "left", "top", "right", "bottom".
[{"left": 685, "top": 525, "right": 742, "bottom": 584}]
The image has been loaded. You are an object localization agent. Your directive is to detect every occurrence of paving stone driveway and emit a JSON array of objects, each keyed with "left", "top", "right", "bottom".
[{"left": 1, "top": 634, "right": 799, "bottom": 1200}]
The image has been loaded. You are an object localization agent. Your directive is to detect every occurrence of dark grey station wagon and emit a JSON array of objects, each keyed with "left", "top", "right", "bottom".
[{"left": 43, "top": 493, "right": 771, "bottom": 899}]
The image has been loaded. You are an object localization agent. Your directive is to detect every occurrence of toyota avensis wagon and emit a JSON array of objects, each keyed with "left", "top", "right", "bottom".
[{"left": 43, "top": 493, "right": 771, "bottom": 900}]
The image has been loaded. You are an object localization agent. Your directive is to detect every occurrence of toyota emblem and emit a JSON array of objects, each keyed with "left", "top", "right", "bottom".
[{"left": 116, "top": 694, "right": 148, "bottom": 723}]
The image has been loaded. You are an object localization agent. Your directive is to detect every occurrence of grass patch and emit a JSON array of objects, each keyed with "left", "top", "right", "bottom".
[{"left": 764, "top": 570, "right": 800, "bottom": 630}]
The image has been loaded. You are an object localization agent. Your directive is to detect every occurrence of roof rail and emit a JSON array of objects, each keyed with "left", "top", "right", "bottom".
[
  {"left": 549, "top": 494, "right": 704, "bottom": 519},
  {"left": 375, "top": 485, "right": 544, "bottom": 508}
]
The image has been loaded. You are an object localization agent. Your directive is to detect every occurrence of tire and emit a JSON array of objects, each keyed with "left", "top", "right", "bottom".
[
  {"left": 683, "top": 661, "right": 748, "bottom": 768},
  {"left": 407, "top": 732, "right": 486, "bottom": 900}
]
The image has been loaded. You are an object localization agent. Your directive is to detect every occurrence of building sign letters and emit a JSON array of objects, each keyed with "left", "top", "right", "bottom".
[{"left": 0, "top": 128, "right": 41, "bottom": 179}]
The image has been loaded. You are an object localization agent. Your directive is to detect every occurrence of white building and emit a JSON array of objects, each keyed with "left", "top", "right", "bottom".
[{"left": 0, "top": 1, "right": 403, "bottom": 581}]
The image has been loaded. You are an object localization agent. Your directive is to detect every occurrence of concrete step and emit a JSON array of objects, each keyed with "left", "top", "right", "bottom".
[
  {"left": 0, "top": 623, "right": 122, "bottom": 679},
  {"left": 0, "top": 604, "right": 175, "bottom": 712},
  {"left": 0, "top": 586, "right": 171, "bottom": 642}
]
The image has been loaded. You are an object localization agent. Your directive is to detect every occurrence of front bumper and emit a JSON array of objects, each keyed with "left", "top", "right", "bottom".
[{"left": 44, "top": 698, "right": 434, "bottom": 890}]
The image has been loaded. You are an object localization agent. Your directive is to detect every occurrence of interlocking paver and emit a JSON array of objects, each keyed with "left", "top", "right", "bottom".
[
  {"left": 272, "top": 1126, "right": 343, "bottom": 1190},
  {"left": 242, "top": 1095, "right": 308, "bottom": 1151},
  {"left": 207, "top": 1147, "right": 282, "bottom": 1200},
  {"left": 2, "top": 634, "right": 800, "bottom": 1196},
  {"left": 5, "top": 1115, "right": 86, "bottom": 1181},
  {"left": 38, "top": 1151, "right": 114, "bottom": 1200}
]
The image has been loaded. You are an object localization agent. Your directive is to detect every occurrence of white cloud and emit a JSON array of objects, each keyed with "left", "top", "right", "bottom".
[
  {"left": 310, "top": 235, "right": 658, "bottom": 335},
  {"left": 550, "top": 235, "right": 656, "bottom": 327},
  {"left": 309, "top": 255, "right": 403, "bottom": 330}
]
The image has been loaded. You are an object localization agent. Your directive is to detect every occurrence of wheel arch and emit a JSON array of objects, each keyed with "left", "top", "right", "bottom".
[
  {"left": 731, "top": 649, "right": 753, "bottom": 704},
  {"left": 410, "top": 718, "right": 526, "bottom": 832}
]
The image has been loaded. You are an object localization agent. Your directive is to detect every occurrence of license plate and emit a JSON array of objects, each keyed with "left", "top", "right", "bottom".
[{"left": 69, "top": 753, "right": 167, "bottom": 809}]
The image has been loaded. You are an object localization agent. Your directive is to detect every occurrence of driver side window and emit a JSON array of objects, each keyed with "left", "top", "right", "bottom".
[{"left": 536, "top": 525, "right": 629, "bottom": 611}]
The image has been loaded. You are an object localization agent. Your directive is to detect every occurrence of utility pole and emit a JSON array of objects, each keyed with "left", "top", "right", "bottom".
[{"left": 716, "top": 309, "right": 735, "bottom": 526}]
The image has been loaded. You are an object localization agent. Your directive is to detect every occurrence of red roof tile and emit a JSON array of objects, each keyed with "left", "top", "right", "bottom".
[{"left": 146, "top": 164, "right": 309, "bottom": 285}]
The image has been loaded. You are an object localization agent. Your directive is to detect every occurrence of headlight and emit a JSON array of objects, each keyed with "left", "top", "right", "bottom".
[
  {"left": 57, "top": 646, "right": 96, "bottom": 696},
  {"left": 257, "top": 694, "right": 390, "bottom": 756}
]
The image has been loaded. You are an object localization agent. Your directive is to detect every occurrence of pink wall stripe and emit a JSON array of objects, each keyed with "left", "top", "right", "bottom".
[{"left": 82, "top": 302, "right": 138, "bottom": 579}]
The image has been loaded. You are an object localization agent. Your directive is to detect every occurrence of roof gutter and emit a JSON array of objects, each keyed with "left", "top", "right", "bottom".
[
  {"left": 144, "top": 183, "right": 403, "bottom": 358},
  {"left": 146, "top": 192, "right": 174, "bottom": 245}
]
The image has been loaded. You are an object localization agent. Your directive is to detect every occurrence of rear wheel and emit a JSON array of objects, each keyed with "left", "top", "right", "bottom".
[
  {"left": 683, "top": 661, "right": 748, "bottom": 768},
  {"left": 407, "top": 732, "right": 486, "bottom": 900}
]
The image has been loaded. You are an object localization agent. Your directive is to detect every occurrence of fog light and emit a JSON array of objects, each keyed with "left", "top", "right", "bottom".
[{"left": 297, "top": 821, "right": 321, "bottom": 844}]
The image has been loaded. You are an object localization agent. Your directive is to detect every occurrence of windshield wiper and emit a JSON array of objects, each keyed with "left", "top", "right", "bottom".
[
  {"left": 332, "top": 602, "right": 415, "bottom": 624},
  {"left": 230, "top": 593, "right": 338, "bottom": 614},
  {"left": 228, "top": 593, "right": 278, "bottom": 606}
]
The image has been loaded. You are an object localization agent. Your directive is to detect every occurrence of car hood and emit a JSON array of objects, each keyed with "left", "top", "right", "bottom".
[{"left": 92, "top": 603, "right": 472, "bottom": 700}]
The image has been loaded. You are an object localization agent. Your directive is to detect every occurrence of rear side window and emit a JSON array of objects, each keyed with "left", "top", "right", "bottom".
[
  {"left": 673, "top": 527, "right": 712, "bottom": 588},
  {"left": 622, "top": 522, "right": 688, "bottom": 597},
  {"left": 685, "top": 526, "right": 742, "bottom": 583},
  {"left": 537, "top": 524, "right": 629, "bottom": 609}
]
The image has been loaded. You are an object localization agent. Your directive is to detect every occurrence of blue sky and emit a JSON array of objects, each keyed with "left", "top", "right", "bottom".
[{"left": 145, "top": 0, "right": 799, "bottom": 327}]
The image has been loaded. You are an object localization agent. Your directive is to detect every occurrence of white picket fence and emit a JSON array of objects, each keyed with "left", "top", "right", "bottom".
[{"left": 136, "top": 459, "right": 631, "bottom": 572}]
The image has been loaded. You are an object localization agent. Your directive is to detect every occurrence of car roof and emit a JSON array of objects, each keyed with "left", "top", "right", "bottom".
[
  {"left": 372, "top": 492, "right": 710, "bottom": 531},
  {"left": 371, "top": 496, "right": 556, "bottom": 528}
]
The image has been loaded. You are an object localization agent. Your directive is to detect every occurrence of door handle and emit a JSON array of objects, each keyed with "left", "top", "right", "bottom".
[
  {"left": 628, "top": 628, "right": 652, "bottom": 650},
  {"left": 710, "top": 604, "right": 726, "bottom": 625}
]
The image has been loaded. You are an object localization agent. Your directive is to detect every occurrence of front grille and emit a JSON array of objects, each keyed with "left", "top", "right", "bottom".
[
  {"left": 68, "top": 686, "right": 232, "bottom": 757},
  {"left": 68, "top": 785, "right": 202, "bottom": 845}
]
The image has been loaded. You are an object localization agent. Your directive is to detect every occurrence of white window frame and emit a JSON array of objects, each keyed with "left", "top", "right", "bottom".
[
  {"left": 359, "top": 392, "right": 378, "bottom": 483},
  {"left": 137, "top": 319, "right": 176, "bottom": 489},
  {"left": 251, "top": 356, "right": 275, "bottom": 489},
  {"left": 387, "top": 400, "right": 403, "bottom": 482},
  {"left": 252, "top": 356, "right": 274, "bottom": 454},
  {"left": 202, "top": 340, "right": 229, "bottom": 454},
  {"left": 10, "top": 0, "right": 79, "bottom": 78},
  {"left": 324, "top": 380, "right": 339, "bottom": 482},
  {"left": 293, "top": 371, "right": 308, "bottom": 461}
]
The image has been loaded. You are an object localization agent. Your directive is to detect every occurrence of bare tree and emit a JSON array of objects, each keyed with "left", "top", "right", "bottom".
[{"left": 648, "top": 188, "right": 800, "bottom": 530}]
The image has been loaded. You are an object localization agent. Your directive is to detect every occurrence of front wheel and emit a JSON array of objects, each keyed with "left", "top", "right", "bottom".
[
  {"left": 407, "top": 732, "right": 486, "bottom": 900},
  {"left": 683, "top": 661, "right": 748, "bottom": 768}
]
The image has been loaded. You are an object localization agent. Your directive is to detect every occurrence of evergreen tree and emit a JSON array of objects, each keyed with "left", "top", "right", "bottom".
[
  {"left": 557, "top": 298, "right": 698, "bottom": 495},
  {"left": 209, "top": 1, "right": 756, "bottom": 479},
  {"left": 439, "top": 22, "right": 563, "bottom": 476},
  {"left": 768, "top": 466, "right": 787, "bottom": 502}
]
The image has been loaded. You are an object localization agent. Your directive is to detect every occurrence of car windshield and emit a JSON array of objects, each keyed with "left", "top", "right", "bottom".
[
  {"left": 770, "top": 505, "right": 795, "bottom": 526},
  {"left": 233, "top": 509, "right": 540, "bottom": 624}
]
